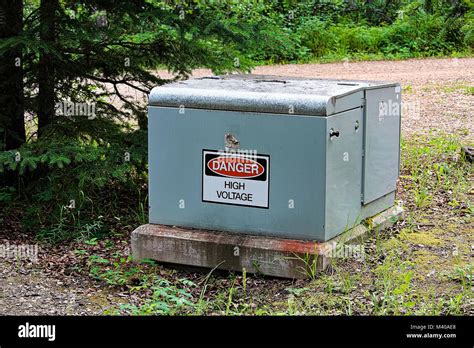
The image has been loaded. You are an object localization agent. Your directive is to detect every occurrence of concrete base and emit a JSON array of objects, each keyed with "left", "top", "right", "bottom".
[{"left": 131, "top": 205, "right": 404, "bottom": 279}]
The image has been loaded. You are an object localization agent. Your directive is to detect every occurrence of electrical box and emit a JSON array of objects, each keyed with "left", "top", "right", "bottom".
[{"left": 148, "top": 75, "right": 401, "bottom": 242}]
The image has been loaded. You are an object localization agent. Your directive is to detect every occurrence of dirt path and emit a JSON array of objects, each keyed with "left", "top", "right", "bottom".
[
  {"left": 0, "top": 240, "right": 129, "bottom": 315},
  {"left": 1, "top": 57, "right": 472, "bottom": 315},
  {"left": 0, "top": 261, "right": 103, "bottom": 315}
]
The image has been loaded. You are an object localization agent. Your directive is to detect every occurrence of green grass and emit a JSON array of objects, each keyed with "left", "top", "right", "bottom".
[
  {"left": 25, "top": 132, "right": 474, "bottom": 316},
  {"left": 302, "top": 51, "right": 473, "bottom": 65}
]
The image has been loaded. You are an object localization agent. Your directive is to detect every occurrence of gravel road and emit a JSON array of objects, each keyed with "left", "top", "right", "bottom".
[{"left": 185, "top": 57, "right": 473, "bottom": 139}]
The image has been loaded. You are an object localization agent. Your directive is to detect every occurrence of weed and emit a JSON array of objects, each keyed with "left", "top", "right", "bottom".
[
  {"left": 118, "top": 278, "right": 196, "bottom": 315},
  {"left": 464, "top": 86, "right": 474, "bottom": 95},
  {"left": 291, "top": 251, "right": 320, "bottom": 280},
  {"left": 136, "top": 193, "right": 148, "bottom": 225},
  {"left": 225, "top": 279, "right": 236, "bottom": 316},
  {"left": 87, "top": 254, "right": 141, "bottom": 287},
  {"left": 447, "top": 293, "right": 464, "bottom": 315},
  {"left": 84, "top": 238, "right": 99, "bottom": 246},
  {"left": 446, "top": 265, "right": 473, "bottom": 289}
]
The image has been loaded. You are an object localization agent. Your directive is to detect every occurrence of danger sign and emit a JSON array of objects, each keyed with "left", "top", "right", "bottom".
[{"left": 202, "top": 150, "right": 269, "bottom": 208}]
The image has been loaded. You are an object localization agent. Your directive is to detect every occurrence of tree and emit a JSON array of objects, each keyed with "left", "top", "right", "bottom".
[
  {"left": 37, "top": 0, "right": 58, "bottom": 137},
  {"left": 0, "top": 0, "right": 26, "bottom": 150},
  {"left": 0, "top": 0, "right": 258, "bottom": 237},
  {"left": 20, "top": 0, "right": 253, "bottom": 138}
]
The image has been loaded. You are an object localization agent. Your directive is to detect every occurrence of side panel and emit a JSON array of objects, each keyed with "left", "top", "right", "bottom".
[
  {"left": 148, "top": 107, "right": 327, "bottom": 240},
  {"left": 331, "top": 90, "right": 364, "bottom": 115},
  {"left": 362, "top": 86, "right": 401, "bottom": 204},
  {"left": 325, "top": 108, "right": 364, "bottom": 240}
]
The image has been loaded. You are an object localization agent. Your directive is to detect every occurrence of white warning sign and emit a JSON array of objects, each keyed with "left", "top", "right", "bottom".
[{"left": 202, "top": 150, "right": 269, "bottom": 208}]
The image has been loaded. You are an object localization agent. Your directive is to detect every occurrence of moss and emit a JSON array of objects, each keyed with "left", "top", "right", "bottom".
[
  {"left": 291, "top": 291, "right": 349, "bottom": 315},
  {"left": 378, "top": 236, "right": 408, "bottom": 253},
  {"left": 399, "top": 230, "right": 444, "bottom": 246},
  {"left": 410, "top": 249, "right": 454, "bottom": 285},
  {"left": 430, "top": 227, "right": 450, "bottom": 235},
  {"left": 412, "top": 250, "right": 442, "bottom": 270},
  {"left": 85, "top": 290, "right": 128, "bottom": 314},
  {"left": 418, "top": 217, "right": 431, "bottom": 224}
]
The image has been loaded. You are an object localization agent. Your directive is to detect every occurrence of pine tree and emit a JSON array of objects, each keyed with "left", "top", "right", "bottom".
[
  {"left": 21, "top": 0, "right": 253, "bottom": 137},
  {"left": 38, "top": 0, "right": 59, "bottom": 137},
  {"left": 0, "top": 0, "right": 26, "bottom": 150}
]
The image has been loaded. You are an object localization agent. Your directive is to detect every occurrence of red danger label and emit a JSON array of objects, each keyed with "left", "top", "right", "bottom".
[
  {"left": 207, "top": 156, "right": 264, "bottom": 178},
  {"left": 202, "top": 150, "right": 270, "bottom": 208}
]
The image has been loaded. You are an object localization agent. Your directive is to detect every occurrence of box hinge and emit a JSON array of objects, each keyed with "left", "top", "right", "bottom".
[{"left": 361, "top": 97, "right": 367, "bottom": 107}]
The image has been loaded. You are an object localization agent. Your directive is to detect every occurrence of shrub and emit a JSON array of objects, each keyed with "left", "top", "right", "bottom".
[
  {"left": 295, "top": 6, "right": 471, "bottom": 61},
  {"left": 461, "top": 11, "right": 474, "bottom": 49},
  {"left": 383, "top": 11, "right": 454, "bottom": 55},
  {"left": 0, "top": 120, "right": 147, "bottom": 242},
  {"left": 297, "top": 19, "right": 337, "bottom": 57}
]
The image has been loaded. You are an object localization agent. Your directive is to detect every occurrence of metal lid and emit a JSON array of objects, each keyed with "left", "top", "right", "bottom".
[{"left": 149, "top": 75, "right": 398, "bottom": 116}]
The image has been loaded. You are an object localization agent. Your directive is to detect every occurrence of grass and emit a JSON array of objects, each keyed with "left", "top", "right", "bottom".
[
  {"left": 301, "top": 51, "right": 473, "bottom": 66},
  {"left": 5, "top": 130, "right": 470, "bottom": 316},
  {"left": 83, "top": 131, "right": 472, "bottom": 316},
  {"left": 437, "top": 83, "right": 474, "bottom": 95}
]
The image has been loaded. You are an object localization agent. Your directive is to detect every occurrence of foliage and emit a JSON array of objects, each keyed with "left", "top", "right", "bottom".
[
  {"left": 117, "top": 278, "right": 196, "bottom": 315},
  {"left": 0, "top": 123, "right": 147, "bottom": 242},
  {"left": 1, "top": 0, "right": 472, "bottom": 244},
  {"left": 1, "top": 0, "right": 259, "bottom": 148},
  {"left": 206, "top": 0, "right": 473, "bottom": 63},
  {"left": 296, "top": 3, "right": 472, "bottom": 61}
]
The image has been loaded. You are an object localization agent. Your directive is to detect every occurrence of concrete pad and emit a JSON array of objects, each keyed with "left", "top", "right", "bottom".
[
  {"left": 131, "top": 206, "right": 404, "bottom": 279},
  {"left": 367, "top": 205, "right": 405, "bottom": 232}
]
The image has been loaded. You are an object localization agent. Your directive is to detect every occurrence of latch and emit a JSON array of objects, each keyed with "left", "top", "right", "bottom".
[
  {"left": 225, "top": 133, "right": 240, "bottom": 150},
  {"left": 329, "top": 128, "right": 340, "bottom": 140}
]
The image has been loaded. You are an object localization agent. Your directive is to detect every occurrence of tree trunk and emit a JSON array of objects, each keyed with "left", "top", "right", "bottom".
[
  {"left": 0, "top": 0, "right": 26, "bottom": 150},
  {"left": 38, "top": 0, "right": 58, "bottom": 137}
]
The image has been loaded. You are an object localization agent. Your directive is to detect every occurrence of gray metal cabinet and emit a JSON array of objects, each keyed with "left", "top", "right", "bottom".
[{"left": 148, "top": 75, "right": 401, "bottom": 241}]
